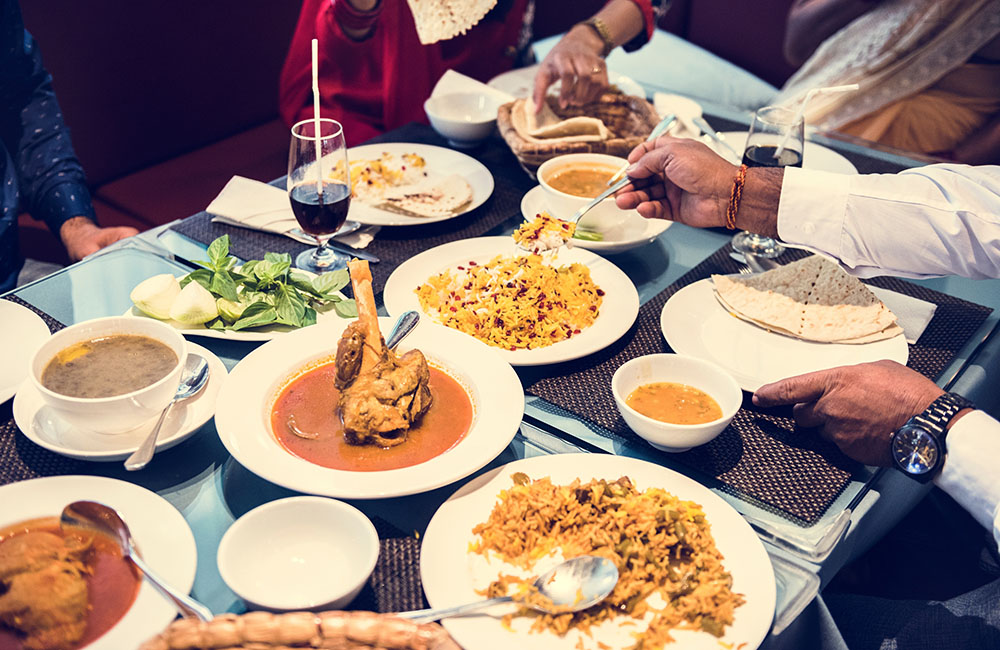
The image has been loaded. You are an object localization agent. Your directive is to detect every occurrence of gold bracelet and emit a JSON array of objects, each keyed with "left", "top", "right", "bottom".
[{"left": 580, "top": 17, "right": 615, "bottom": 58}]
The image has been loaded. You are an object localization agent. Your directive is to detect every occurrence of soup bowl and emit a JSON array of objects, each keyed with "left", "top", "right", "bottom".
[
  {"left": 537, "top": 153, "right": 631, "bottom": 229},
  {"left": 424, "top": 92, "right": 502, "bottom": 148},
  {"left": 611, "top": 354, "right": 742, "bottom": 452},
  {"left": 29, "top": 316, "right": 187, "bottom": 434}
]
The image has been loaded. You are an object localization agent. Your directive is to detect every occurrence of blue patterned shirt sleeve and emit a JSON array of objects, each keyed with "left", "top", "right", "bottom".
[{"left": 1, "top": 0, "right": 95, "bottom": 236}]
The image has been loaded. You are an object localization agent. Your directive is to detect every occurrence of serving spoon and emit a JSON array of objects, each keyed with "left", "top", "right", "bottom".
[
  {"left": 396, "top": 555, "right": 619, "bottom": 623},
  {"left": 124, "top": 354, "right": 210, "bottom": 471},
  {"left": 60, "top": 500, "right": 214, "bottom": 622}
]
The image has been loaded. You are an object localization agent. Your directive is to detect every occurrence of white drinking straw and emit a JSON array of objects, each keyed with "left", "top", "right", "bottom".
[
  {"left": 774, "top": 83, "right": 860, "bottom": 159},
  {"left": 311, "top": 38, "right": 324, "bottom": 198}
]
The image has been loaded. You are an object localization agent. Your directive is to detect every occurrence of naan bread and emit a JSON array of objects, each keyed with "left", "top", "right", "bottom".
[
  {"left": 407, "top": 0, "right": 497, "bottom": 45},
  {"left": 510, "top": 97, "right": 610, "bottom": 144},
  {"left": 380, "top": 174, "right": 473, "bottom": 218},
  {"left": 711, "top": 256, "right": 899, "bottom": 343}
]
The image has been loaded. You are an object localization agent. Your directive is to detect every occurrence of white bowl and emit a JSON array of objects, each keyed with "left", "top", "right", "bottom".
[
  {"left": 218, "top": 496, "right": 379, "bottom": 611},
  {"left": 29, "top": 316, "right": 187, "bottom": 434},
  {"left": 611, "top": 354, "right": 742, "bottom": 453},
  {"left": 424, "top": 92, "right": 501, "bottom": 148},
  {"left": 536, "top": 153, "right": 631, "bottom": 228}
]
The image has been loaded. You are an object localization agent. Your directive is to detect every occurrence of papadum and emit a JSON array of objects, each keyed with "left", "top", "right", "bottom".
[{"left": 407, "top": 0, "right": 497, "bottom": 45}]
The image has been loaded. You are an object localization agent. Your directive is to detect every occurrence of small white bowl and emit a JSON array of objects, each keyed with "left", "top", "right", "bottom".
[
  {"left": 612, "top": 354, "right": 742, "bottom": 453},
  {"left": 218, "top": 496, "right": 379, "bottom": 611},
  {"left": 29, "top": 316, "right": 187, "bottom": 434},
  {"left": 424, "top": 92, "right": 501, "bottom": 148},
  {"left": 537, "top": 153, "right": 631, "bottom": 228}
]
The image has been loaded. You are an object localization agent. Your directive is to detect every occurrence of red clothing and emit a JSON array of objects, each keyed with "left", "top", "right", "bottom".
[{"left": 279, "top": 0, "right": 530, "bottom": 146}]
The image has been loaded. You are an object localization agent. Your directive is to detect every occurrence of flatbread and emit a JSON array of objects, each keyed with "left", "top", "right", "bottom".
[
  {"left": 711, "top": 256, "right": 899, "bottom": 343},
  {"left": 380, "top": 174, "right": 473, "bottom": 218},
  {"left": 510, "top": 97, "right": 610, "bottom": 144},
  {"left": 407, "top": 0, "right": 497, "bottom": 45}
]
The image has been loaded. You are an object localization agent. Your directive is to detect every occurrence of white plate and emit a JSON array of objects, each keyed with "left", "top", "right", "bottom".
[
  {"left": 214, "top": 317, "right": 523, "bottom": 499},
  {"left": 12, "top": 343, "right": 227, "bottom": 461},
  {"left": 421, "top": 453, "right": 776, "bottom": 650},
  {"left": 383, "top": 237, "right": 640, "bottom": 366},
  {"left": 0, "top": 475, "right": 197, "bottom": 650},
  {"left": 660, "top": 278, "right": 909, "bottom": 392},
  {"left": 0, "top": 301, "right": 51, "bottom": 403},
  {"left": 712, "top": 132, "right": 858, "bottom": 175},
  {"left": 346, "top": 143, "right": 494, "bottom": 226},
  {"left": 487, "top": 64, "right": 646, "bottom": 100},
  {"left": 520, "top": 185, "right": 670, "bottom": 254}
]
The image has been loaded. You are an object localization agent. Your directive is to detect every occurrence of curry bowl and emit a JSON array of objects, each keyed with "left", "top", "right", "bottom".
[
  {"left": 213, "top": 317, "right": 523, "bottom": 499},
  {"left": 28, "top": 316, "right": 187, "bottom": 434},
  {"left": 611, "top": 354, "right": 742, "bottom": 452},
  {"left": 424, "top": 92, "right": 502, "bottom": 148},
  {"left": 218, "top": 496, "right": 378, "bottom": 611},
  {"left": 537, "top": 153, "right": 632, "bottom": 228}
]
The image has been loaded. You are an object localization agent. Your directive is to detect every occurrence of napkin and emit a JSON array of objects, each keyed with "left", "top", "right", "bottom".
[
  {"left": 870, "top": 287, "right": 937, "bottom": 344},
  {"left": 431, "top": 69, "right": 515, "bottom": 104},
  {"left": 206, "top": 176, "right": 377, "bottom": 249},
  {"left": 653, "top": 92, "right": 704, "bottom": 139}
]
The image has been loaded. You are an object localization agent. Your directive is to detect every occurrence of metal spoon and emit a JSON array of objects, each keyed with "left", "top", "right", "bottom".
[
  {"left": 60, "top": 500, "right": 214, "bottom": 622},
  {"left": 385, "top": 311, "right": 420, "bottom": 350},
  {"left": 396, "top": 555, "right": 618, "bottom": 623},
  {"left": 124, "top": 354, "right": 210, "bottom": 471}
]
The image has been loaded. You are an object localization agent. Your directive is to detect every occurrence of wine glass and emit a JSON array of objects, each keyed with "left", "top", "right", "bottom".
[
  {"left": 288, "top": 118, "right": 351, "bottom": 273},
  {"left": 730, "top": 105, "right": 804, "bottom": 259}
]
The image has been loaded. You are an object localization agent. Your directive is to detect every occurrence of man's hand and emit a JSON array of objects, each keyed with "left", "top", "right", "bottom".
[
  {"left": 531, "top": 24, "right": 608, "bottom": 111},
  {"left": 59, "top": 216, "right": 139, "bottom": 262},
  {"left": 614, "top": 137, "right": 736, "bottom": 227},
  {"left": 752, "top": 361, "right": 944, "bottom": 466}
]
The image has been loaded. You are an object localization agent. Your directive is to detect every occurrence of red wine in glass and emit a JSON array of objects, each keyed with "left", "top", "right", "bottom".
[
  {"left": 742, "top": 144, "right": 803, "bottom": 169},
  {"left": 289, "top": 181, "right": 351, "bottom": 236}
]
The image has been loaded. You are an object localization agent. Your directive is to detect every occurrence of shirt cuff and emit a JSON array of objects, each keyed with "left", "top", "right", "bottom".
[
  {"left": 34, "top": 181, "right": 96, "bottom": 235},
  {"left": 776, "top": 166, "right": 850, "bottom": 256},
  {"left": 935, "top": 410, "right": 1000, "bottom": 553}
]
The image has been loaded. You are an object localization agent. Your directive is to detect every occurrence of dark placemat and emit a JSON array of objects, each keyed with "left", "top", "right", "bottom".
[
  {"left": 524, "top": 246, "right": 993, "bottom": 524},
  {"left": 0, "top": 296, "right": 88, "bottom": 485},
  {"left": 351, "top": 517, "right": 426, "bottom": 613},
  {"left": 172, "top": 123, "right": 535, "bottom": 294}
]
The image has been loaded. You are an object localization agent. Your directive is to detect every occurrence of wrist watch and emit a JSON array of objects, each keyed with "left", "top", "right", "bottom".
[{"left": 890, "top": 392, "right": 973, "bottom": 482}]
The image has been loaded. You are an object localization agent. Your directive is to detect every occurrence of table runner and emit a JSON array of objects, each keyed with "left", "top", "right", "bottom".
[
  {"left": 172, "top": 124, "right": 535, "bottom": 294},
  {"left": 523, "top": 246, "right": 993, "bottom": 524}
]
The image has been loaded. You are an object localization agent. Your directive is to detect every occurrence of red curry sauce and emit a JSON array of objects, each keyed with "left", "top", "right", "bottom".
[
  {"left": 0, "top": 517, "right": 141, "bottom": 650},
  {"left": 271, "top": 362, "right": 473, "bottom": 471}
]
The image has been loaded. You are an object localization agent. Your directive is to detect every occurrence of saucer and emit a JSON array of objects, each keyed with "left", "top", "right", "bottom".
[
  {"left": 12, "top": 342, "right": 226, "bottom": 461},
  {"left": 0, "top": 301, "right": 51, "bottom": 404},
  {"left": 520, "top": 185, "right": 671, "bottom": 254}
]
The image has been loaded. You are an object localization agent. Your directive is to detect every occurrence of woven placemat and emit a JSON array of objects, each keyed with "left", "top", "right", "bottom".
[
  {"left": 351, "top": 517, "right": 427, "bottom": 613},
  {"left": 171, "top": 124, "right": 534, "bottom": 294},
  {"left": 524, "top": 246, "right": 993, "bottom": 524},
  {"left": 0, "top": 296, "right": 89, "bottom": 486}
]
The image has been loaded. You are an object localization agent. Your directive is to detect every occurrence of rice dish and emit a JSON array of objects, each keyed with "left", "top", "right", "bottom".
[
  {"left": 470, "top": 473, "right": 745, "bottom": 648},
  {"left": 513, "top": 211, "right": 576, "bottom": 253},
  {"left": 414, "top": 254, "right": 603, "bottom": 351},
  {"left": 330, "top": 152, "right": 428, "bottom": 203}
]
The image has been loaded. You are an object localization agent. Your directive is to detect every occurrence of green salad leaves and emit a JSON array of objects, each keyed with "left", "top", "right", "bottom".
[{"left": 180, "top": 235, "right": 356, "bottom": 331}]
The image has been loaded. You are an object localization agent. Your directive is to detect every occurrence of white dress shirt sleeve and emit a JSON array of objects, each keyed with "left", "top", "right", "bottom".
[
  {"left": 776, "top": 164, "right": 1000, "bottom": 279},
  {"left": 934, "top": 410, "right": 1000, "bottom": 553}
]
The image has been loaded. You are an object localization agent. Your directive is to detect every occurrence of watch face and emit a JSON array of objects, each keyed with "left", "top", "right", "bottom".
[{"left": 892, "top": 424, "right": 939, "bottom": 475}]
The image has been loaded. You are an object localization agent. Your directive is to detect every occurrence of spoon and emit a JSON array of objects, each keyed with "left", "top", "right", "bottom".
[
  {"left": 60, "top": 500, "right": 214, "bottom": 622},
  {"left": 124, "top": 354, "right": 210, "bottom": 471},
  {"left": 385, "top": 310, "right": 420, "bottom": 350},
  {"left": 396, "top": 555, "right": 618, "bottom": 623}
]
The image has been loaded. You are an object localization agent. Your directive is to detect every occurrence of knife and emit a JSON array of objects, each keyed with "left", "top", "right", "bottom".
[{"left": 692, "top": 116, "right": 742, "bottom": 164}]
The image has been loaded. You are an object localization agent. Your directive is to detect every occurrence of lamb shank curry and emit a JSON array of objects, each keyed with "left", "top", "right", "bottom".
[{"left": 271, "top": 260, "right": 473, "bottom": 472}]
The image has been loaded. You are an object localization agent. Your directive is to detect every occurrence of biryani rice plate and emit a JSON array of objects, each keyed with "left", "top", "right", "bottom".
[
  {"left": 415, "top": 254, "right": 604, "bottom": 351},
  {"left": 470, "top": 473, "right": 745, "bottom": 649}
]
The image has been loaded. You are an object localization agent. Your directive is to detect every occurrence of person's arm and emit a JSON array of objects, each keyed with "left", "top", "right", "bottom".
[
  {"left": 783, "top": 0, "right": 881, "bottom": 66},
  {"left": 531, "top": 0, "right": 662, "bottom": 111}
]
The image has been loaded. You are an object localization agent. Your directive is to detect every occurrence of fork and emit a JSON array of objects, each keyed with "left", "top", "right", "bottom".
[{"left": 738, "top": 266, "right": 754, "bottom": 276}]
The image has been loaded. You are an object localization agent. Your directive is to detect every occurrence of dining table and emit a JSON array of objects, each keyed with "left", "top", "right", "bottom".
[{"left": 3, "top": 99, "right": 999, "bottom": 650}]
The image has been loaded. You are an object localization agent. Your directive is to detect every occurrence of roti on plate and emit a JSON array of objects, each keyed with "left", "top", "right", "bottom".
[
  {"left": 510, "top": 97, "right": 610, "bottom": 143},
  {"left": 407, "top": 0, "right": 497, "bottom": 45},
  {"left": 711, "top": 255, "right": 901, "bottom": 343},
  {"left": 380, "top": 174, "right": 473, "bottom": 218}
]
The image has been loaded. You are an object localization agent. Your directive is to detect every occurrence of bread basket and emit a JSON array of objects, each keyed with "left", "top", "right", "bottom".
[
  {"left": 497, "top": 92, "right": 659, "bottom": 176},
  {"left": 139, "top": 611, "right": 459, "bottom": 650}
]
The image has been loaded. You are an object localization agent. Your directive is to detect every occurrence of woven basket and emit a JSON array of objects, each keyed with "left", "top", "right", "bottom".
[
  {"left": 139, "top": 611, "right": 459, "bottom": 650},
  {"left": 497, "top": 92, "right": 659, "bottom": 176}
]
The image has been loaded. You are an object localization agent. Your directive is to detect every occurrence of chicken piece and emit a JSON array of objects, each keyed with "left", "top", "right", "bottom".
[
  {"left": 335, "top": 260, "right": 432, "bottom": 446},
  {"left": 0, "top": 532, "right": 91, "bottom": 650}
]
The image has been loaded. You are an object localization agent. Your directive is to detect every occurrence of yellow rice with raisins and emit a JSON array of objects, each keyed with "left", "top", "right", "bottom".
[
  {"left": 414, "top": 254, "right": 603, "bottom": 351},
  {"left": 470, "top": 474, "right": 745, "bottom": 648}
]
